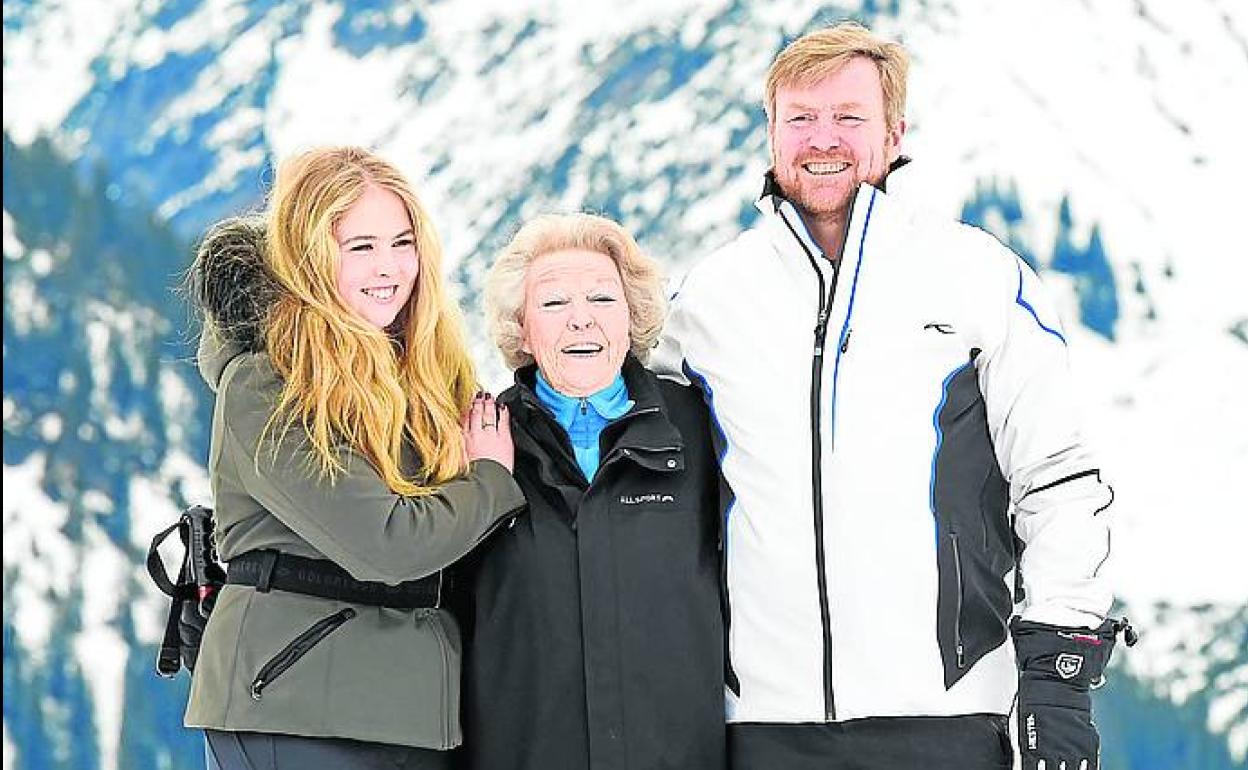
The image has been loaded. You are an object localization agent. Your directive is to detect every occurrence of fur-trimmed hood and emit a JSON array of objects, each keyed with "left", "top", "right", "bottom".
[{"left": 188, "top": 214, "right": 281, "bottom": 390}]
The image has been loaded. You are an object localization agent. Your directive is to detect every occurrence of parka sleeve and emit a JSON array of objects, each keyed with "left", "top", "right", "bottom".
[
  {"left": 651, "top": 272, "right": 699, "bottom": 385},
  {"left": 975, "top": 246, "right": 1114, "bottom": 630},
  {"left": 218, "top": 354, "right": 526, "bottom": 584}
]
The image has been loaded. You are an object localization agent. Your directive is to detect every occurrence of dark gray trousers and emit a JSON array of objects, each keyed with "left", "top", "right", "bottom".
[
  {"left": 204, "top": 730, "right": 450, "bottom": 770},
  {"left": 729, "top": 714, "right": 1013, "bottom": 770}
]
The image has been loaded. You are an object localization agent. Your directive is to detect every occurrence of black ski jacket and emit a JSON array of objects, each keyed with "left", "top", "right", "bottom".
[{"left": 453, "top": 356, "right": 726, "bottom": 770}]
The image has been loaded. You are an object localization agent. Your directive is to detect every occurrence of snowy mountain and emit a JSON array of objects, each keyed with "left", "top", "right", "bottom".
[{"left": 4, "top": 1, "right": 1246, "bottom": 768}]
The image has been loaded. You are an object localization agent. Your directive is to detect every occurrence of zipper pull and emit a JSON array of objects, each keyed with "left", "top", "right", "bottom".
[
  {"left": 813, "top": 311, "right": 830, "bottom": 355},
  {"left": 840, "top": 328, "right": 853, "bottom": 354},
  {"left": 956, "top": 642, "right": 966, "bottom": 668},
  {"left": 580, "top": 398, "right": 588, "bottom": 415}
]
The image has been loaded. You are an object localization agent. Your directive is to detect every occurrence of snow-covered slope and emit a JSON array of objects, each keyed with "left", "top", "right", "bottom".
[{"left": 4, "top": 1, "right": 1246, "bottom": 768}]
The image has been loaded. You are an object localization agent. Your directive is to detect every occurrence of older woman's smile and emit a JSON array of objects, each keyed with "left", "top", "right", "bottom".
[
  {"left": 562, "top": 342, "right": 604, "bottom": 355},
  {"left": 521, "top": 248, "right": 631, "bottom": 397}
]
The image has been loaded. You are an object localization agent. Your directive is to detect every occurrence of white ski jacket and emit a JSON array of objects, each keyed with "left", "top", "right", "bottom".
[{"left": 653, "top": 166, "right": 1114, "bottom": 724}]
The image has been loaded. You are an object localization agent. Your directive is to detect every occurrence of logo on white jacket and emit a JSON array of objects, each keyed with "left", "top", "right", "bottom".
[
  {"left": 923, "top": 322, "right": 956, "bottom": 335},
  {"left": 619, "top": 493, "right": 675, "bottom": 505},
  {"left": 1055, "top": 653, "right": 1084, "bottom": 679}
]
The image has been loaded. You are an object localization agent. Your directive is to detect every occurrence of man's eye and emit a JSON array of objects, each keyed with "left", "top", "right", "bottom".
[
  {"left": 839, "top": 115, "right": 864, "bottom": 124},
  {"left": 541, "top": 299, "right": 568, "bottom": 309},
  {"left": 788, "top": 115, "right": 812, "bottom": 124},
  {"left": 589, "top": 294, "right": 617, "bottom": 304}
]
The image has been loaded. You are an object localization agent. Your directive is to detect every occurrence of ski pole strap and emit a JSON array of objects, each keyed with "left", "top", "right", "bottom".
[
  {"left": 146, "top": 521, "right": 185, "bottom": 598},
  {"left": 227, "top": 550, "right": 445, "bottom": 609},
  {"left": 154, "top": 551, "right": 198, "bottom": 678},
  {"left": 156, "top": 591, "right": 186, "bottom": 678},
  {"left": 147, "top": 505, "right": 225, "bottom": 678}
]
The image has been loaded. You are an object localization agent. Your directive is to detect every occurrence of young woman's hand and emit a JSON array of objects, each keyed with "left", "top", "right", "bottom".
[{"left": 463, "top": 392, "right": 513, "bottom": 473}]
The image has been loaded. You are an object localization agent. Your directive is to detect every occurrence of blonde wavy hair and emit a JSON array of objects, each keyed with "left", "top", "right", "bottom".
[
  {"left": 486, "top": 213, "right": 665, "bottom": 370},
  {"left": 263, "top": 146, "right": 476, "bottom": 496},
  {"left": 765, "top": 21, "right": 910, "bottom": 132}
]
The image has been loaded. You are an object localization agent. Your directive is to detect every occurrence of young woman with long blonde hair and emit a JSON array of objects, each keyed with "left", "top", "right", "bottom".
[{"left": 184, "top": 146, "right": 523, "bottom": 770}]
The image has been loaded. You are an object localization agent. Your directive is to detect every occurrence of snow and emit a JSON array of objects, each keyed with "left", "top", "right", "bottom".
[
  {"left": 2, "top": 454, "right": 73, "bottom": 661},
  {"left": 266, "top": 4, "right": 412, "bottom": 157},
  {"left": 76, "top": 522, "right": 130, "bottom": 770},
  {"left": 128, "top": 0, "right": 250, "bottom": 70},
  {"left": 4, "top": 270, "right": 53, "bottom": 336},
  {"left": 1116, "top": 600, "right": 1248, "bottom": 761},
  {"left": 35, "top": 414, "right": 62, "bottom": 443},
  {"left": 4, "top": 0, "right": 1243, "bottom": 613},
  {"left": 2, "top": 211, "right": 22, "bottom": 258},
  {"left": 3, "top": 0, "right": 1247, "bottom": 766},
  {"left": 1084, "top": 325, "right": 1248, "bottom": 605},
  {"left": 0, "top": 0, "right": 134, "bottom": 145},
  {"left": 1213, "top": 678, "right": 1248, "bottom": 761},
  {"left": 157, "top": 365, "right": 201, "bottom": 446}
]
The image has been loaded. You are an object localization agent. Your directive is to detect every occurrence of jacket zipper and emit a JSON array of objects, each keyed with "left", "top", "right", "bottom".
[
  {"left": 778, "top": 205, "right": 849, "bottom": 720},
  {"left": 589, "top": 407, "right": 665, "bottom": 470},
  {"left": 810, "top": 306, "right": 836, "bottom": 720},
  {"left": 601, "top": 433, "right": 679, "bottom": 466},
  {"left": 949, "top": 532, "right": 966, "bottom": 668},
  {"left": 527, "top": 398, "right": 661, "bottom": 487},
  {"left": 427, "top": 609, "right": 455, "bottom": 747},
  {"left": 523, "top": 400, "right": 669, "bottom": 529},
  {"left": 249, "top": 607, "right": 357, "bottom": 700}
]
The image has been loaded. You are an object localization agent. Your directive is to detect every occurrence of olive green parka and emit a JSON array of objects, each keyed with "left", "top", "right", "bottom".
[{"left": 183, "top": 220, "right": 524, "bottom": 748}]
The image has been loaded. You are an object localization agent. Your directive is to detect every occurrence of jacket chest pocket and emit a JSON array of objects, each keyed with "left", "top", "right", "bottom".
[
  {"left": 846, "top": 301, "right": 972, "bottom": 375},
  {"left": 612, "top": 489, "right": 682, "bottom": 515},
  {"left": 606, "top": 466, "right": 690, "bottom": 517},
  {"left": 594, "top": 442, "right": 681, "bottom": 502},
  {"left": 249, "top": 607, "right": 356, "bottom": 700}
]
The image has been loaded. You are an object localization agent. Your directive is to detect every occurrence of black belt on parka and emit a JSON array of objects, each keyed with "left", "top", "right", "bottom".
[{"left": 227, "top": 549, "right": 444, "bottom": 609}]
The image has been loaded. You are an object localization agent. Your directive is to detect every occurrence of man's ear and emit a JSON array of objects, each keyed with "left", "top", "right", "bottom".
[{"left": 886, "top": 118, "right": 907, "bottom": 164}]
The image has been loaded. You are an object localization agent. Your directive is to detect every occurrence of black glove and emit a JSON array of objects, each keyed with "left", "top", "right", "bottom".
[{"left": 1011, "top": 616, "right": 1133, "bottom": 770}]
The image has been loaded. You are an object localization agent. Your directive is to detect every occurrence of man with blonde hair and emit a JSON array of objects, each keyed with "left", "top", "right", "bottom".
[{"left": 654, "top": 20, "right": 1132, "bottom": 770}]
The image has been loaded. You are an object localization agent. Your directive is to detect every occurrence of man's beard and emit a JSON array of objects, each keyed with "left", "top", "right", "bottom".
[
  {"left": 774, "top": 154, "right": 862, "bottom": 223},
  {"left": 784, "top": 175, "right": 856, "bottom": 221}
]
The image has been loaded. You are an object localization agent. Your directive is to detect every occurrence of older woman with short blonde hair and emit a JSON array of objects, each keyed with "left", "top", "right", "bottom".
[
  {"left": 455, "top": 212, "right": 727, "bottom": 770},
  {"left": 485, "top": 212, "right": 666, "bottom": 369}
]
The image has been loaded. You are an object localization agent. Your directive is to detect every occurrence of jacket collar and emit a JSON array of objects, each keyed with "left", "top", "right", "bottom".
[
  {"left": 754, "top": 161, "right": 896, "bottom": 286},
  {"left": 755, "top": 156, "right": 910, "bottom": 247},
  {"left": 197, "top": 319, "right": 247, "bottom": 393},
  {"left": 533, "top": 370, "right": 633, "bottom": 427},
  {"left": 502, "top": 355, "right": 685, "bottom": 484}
]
